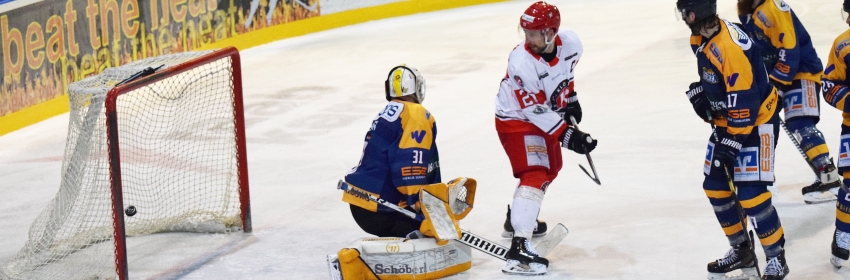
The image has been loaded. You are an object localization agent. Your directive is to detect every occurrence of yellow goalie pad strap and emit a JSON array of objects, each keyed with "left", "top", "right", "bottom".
[
  {"left": 341, "top": 183, "right": 379, "bottom": 212},
  {"left": 447, "top": 177, "right": 476, "bottom": 220},
  {"left": 338, "top": 248, "right": 380, "bottom": 280},
  {"left": 418, "top": 183, "right": 461, "bottom": 245}
]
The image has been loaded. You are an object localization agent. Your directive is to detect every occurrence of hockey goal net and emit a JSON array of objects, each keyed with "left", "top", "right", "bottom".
[{"left": 1, "top": 47, "right": 251, "bottom": 280}]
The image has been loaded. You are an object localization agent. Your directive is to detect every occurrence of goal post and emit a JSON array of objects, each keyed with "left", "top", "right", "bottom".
[{"left": 2, "top": 47, "right": 252, "bottom": 280}]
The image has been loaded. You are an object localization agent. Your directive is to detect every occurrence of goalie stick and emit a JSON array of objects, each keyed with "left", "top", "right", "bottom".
[{"left": 336, "top": 180, "right": 568, "bottom": 260}]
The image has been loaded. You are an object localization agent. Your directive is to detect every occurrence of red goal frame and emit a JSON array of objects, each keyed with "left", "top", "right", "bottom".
[{"left": 103, "top": 47, "right": 251, "bottom": 280}]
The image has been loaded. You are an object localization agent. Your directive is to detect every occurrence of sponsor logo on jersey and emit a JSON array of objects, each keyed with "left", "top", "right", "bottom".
[
  {"left": 514, "top": 75, "right": 524, "bottom": 87},
  {"left": 373, "top": 263, "right": 426, "bottom": 274},
  {"left": 783, "top": 91, "right": 804, "bottom": 110},
  {"left": 563, "top": 52, "right": 578, "bottom": 61},
  {"left": 710, "top": 43, "right": 723, "bottom": 64},
  {"left": 702, "top": 67, "right": 718, "bottom": 84},
  {"left": 756, "top": 11, "right": 772, "bottom": 28},
  {"left": 401, "top": 166, "right": 428, "bottom": 177},
  {"left": 411, "top": 130, "right": 427, "bottom": 143},
  {"left": 726, "top": 73, "right": 740, "bottom": 87},
  {"left": 836, "top": 39, "right": 850, "bottom": 58},
  {"left": 735, "top": 149, "right": 759, "bottom": 175},
  {"left": 839, "top": 135, "right": 850, "bottom": 168},
  {"left": 538, "top": 72, "right": 549, "bottom": 79}
]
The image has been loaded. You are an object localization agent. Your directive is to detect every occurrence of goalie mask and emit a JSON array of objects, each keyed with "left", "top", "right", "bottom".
[{"left": 384, "top": 65, "right": 426, "bottom": 103}]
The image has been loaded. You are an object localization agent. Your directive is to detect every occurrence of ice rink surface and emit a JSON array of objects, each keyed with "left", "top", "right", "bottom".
[{"left": 3, "top": 0, "right": 850, "bottom": 279}]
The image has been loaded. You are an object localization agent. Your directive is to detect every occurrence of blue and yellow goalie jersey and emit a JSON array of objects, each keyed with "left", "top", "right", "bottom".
[
  {"left": 738, "top": 0, "right": 823, "bottom": 85},
  {"left": 691, "top": 19, "right": 778, "bottom": 136},
  {"left": 343, "top": 101, "right": 441, "bottom": 213}
]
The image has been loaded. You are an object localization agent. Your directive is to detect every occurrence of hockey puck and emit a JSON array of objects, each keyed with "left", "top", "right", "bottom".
[{"left": 125, "top": 205, "right": 137, "bottom": 216}]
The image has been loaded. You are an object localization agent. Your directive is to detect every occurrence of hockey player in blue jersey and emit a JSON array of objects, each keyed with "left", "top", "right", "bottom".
[
  {"left": 341, "top": 65, "right": 441, "bottom": 238},
  {"left": 820, "top": 0, "right": 850, "bottom": 268},
  {"left": 737, "top": 0, "right": 841, "bottom": 203},
  {"left": 678, "top": 0, "right": 788, "bottom": 279}
]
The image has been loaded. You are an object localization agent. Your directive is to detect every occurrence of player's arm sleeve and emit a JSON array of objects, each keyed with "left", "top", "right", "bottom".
[
  {"left": 718, "top": 47, "right": 759, "bottom": 136},
  {"left": 759, "top": 8, "right": 799, "bottom": 85},
  {"left": 507, "top": 61, "right": 567, "bottom": 135},
  {"left": 823, "top": 38, "right": 850, "bottom": 113}
]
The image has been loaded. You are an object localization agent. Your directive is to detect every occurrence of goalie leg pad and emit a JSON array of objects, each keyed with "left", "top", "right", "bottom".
[{"left": 352, "top": 238, "right": 472, "bottom": 279}]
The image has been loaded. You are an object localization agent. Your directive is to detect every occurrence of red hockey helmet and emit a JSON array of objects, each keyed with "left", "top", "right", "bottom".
[{"left": 520, "top": 1, "right": 560, "bottom": 32}]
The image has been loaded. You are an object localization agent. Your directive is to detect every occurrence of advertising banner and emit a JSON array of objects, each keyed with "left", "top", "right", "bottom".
[{"left": 0, "top": 0, "right": 319, "bottom": 118}]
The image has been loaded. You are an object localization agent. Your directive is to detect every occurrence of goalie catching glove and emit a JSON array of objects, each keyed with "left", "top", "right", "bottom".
[{"left": 560, "top": 126, "right": 597, "bottom": 154}]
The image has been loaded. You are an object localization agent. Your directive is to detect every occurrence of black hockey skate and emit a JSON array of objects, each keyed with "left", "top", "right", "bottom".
[
  {"left": 802, "top": 161, "right": 841, "bottom": 204},
  {"left": 761, "top": 250, "right": 788, "bottom": 280},
  {"left": 502, "top": 204, "right": 547, "bottom": 238},
  {"left": 708, "top": 239, "right": 760, "bottom": 280},
  {"left": 502, "top": 236, "right": 549, "bottom": 275},
  {"left": 831, "top": 229, "right": 850, "bottom": 268}
]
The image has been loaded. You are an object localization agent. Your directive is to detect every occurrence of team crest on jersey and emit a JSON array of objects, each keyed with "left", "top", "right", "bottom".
[
  {"left": 702, "top": 67, "right": 718, "bottom": 84},
  {"left": 514, "top": 75, "right": 524, "bottom": 87},
  {"left": 756, "top": 11, "right": 772, "bottom": 28},
  {"left": 532, "top": 105, "right": 547, "bottom": 114},
  {"left": 724, "top": 20, "right": 752, "bottom": 49},
  {"left": 710, "top": 43, "right": 723, "bottom": 64},
  {"left": 772, "top": 0, "right": 791, "bottom": 12},
  {"left": 549, "top": 79, "right": 574, "bottom": 110}
]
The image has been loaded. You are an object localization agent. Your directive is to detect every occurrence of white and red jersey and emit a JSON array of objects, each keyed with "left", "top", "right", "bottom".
[{"left": 495, "top": 30, "right": 583, "bottom": 136}]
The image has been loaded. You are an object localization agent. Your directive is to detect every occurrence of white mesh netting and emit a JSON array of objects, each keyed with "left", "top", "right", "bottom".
[{"left": 1, "top": 50, "right": 247, "bottom": 280}]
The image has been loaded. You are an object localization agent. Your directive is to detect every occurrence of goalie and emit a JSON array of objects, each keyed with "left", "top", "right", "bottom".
[{"left": 330, "top": 65, "right": 478, "bottom": 280}]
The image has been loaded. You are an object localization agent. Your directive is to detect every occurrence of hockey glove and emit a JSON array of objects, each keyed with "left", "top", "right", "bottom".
[
  {"left": 560, "top": 91, "right": 582, "bottom": 124},
  {"left": 713, "top": 130, "right": 744, "bottom": 175},
  {"left": 686, "top": 82, "right": 710, "bottom": 122},
  {"left": 560, "top": 126, "right": 597, "bottom": 154}
]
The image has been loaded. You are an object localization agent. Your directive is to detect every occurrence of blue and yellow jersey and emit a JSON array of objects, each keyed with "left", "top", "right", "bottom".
[
  {"left": 823, "top": 29, "right": 850, "bottom": 115},
  {"left": 343, "top": 101, "right": 441, "bottom": 213},
  {"left": 692, "top": 19, "right": 779, "bottom": 136},
  {"left": 738, "top": 0, "right": 823, "bottom": 85}
]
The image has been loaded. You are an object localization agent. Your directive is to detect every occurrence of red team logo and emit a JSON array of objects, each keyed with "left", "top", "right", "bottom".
[{"left": 550, "top": 79, "right": 574, "bottom": 110}]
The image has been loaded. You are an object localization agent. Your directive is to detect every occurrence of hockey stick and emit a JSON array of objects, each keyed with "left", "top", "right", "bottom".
[
  {"left": 336, "top": 180, "right": 568, "bottom": 259},
  {"left": 778, "top": 119, "right": 819, "bottom": 175},
  {"left": 707, "top": 113, "right": 761, "bottom": 277},
  {"left": 569, "top": 116, "right": 601, "bottom": 185}
]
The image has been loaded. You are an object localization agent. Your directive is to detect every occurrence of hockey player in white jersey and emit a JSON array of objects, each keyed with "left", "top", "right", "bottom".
[{"left": 495, "top": 1, "right": 597, "bottom": 275}]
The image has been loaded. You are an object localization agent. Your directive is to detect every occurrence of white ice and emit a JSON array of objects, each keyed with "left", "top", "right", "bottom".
[{"left": 2, "top": 0, "right": 850, "bottom": 279}]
